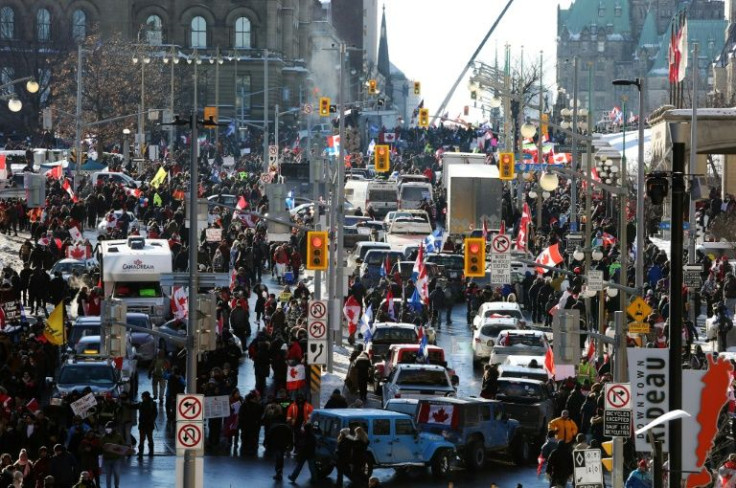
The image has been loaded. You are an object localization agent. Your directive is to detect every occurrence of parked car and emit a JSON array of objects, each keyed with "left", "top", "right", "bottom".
[
  {"left": 69, "top": 316, "right": 104, "bottom": 348},
  {"left": 489, "top": 330, "right": 550, "bottom": 366},
  {"left": 310, "top": 408, "right": 456, "bottom": 479},
  {"left": 374, "top": 343, "right": 456, "bottom": 385},
  {"left": 366, "top": 322, "right": 419, "bottom": 362},
  {"left": 415, "top": 397, "right": 529, "bottom": 470},
  {"left": 471, "top": 317, "right": 519, "bottom": 363},
  {"left": 348, "top": 242, "right": 391, "bottom": 273},
  {"left": 494, "top": 378, "right": 556, "bottom": 446},
  {"left": 383, "top": 398, "right": 419, "bottom": 416},
  {"left": 48, "top": 258, "right": 98, "bottom": 281},
  {"left": 48, "top": 357, "right": 124, "bottom": 405},
  {"left": 498, "top": 355, "right": 548, "bottom": 382},
  {"left": 72, "top": 335, "right": 139, "bottom": 396},
  {"left": 471, "top": 302, "right": 525, "bottom": 330},
  {"left": 382, "top": 364, "right": 457, "bottom": 407}
]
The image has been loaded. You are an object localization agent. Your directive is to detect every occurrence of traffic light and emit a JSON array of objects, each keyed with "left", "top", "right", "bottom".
[
  {"left": 374, "top": 144, "right": 390, "bottom": 172},
  {"left": 418, "top": 108, "right": 429, "bottom": 128},
  {"left": 470, "top": 90, "right": 477, "bottom": 100},
  {"left": 319, "top": 97, "right": 331, "bottom": 117},
  {"left": 498, "top": 153, "right": 515, "bottom": 181},
  {"left": 368, "top": 79, "right": 377, "bottom": 94},
  {"left": 646, "top": 172, "right": 669, "bottom": 205},
  {"left": 601, "top": 440, "right": 614, "bottom": 472},
  {"left": 203, "top": 106, "right": 218, "bottom": 123},
  {"left": 306, "top": 231, "right": 328, "bottom": 270},
  {"left": 464, "top": 237, "right": 486, "bottom": 277},
  {"left": 413, "top": 81, "right": 421, "bottom": 95}
]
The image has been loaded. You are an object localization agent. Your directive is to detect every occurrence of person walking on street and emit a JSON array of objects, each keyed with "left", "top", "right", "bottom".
[
  {"left": 335, "top": 428, "right": 353, "bottom": 488},
  {"left": 545, "top": 441, "right": 573, "bottom": 488},
  {"left": 268, "top": 418, "right": 293, "bottom": 481},
  {"left": 148, "top": 350, "right": 170, "bottom": 403},
  {"left": 238, "top": 390, "right": 264, "bottom": 456},
  {"left": 288, "top": 422, "right": 317, "bottom": 483},
  {"left": 350, "top": 426, "right": 370, "bottom": 486},
  {"left": 548, "top": 410, "right": 578, "bottom": 444},
  {"left": 137, "top": 391, "right": 157, "bottom": 457},
  {"left": 100, "top": 422, "right": 128, "bottom": 488},
  {"left": 352, "top": 352, "right": 372, "bottom": 402}
]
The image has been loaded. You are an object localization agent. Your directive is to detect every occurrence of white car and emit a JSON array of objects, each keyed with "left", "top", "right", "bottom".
[
  {"left": 381, "top": 363, "right": 456, "bottom": 408},
  {"left": 97, "top": 210, "right": 140, "bottom": 236},
  {"left": 489, "top": 330, "right": 550, "bottom": 366},
  {"left": 498, "top": 355, "right": 548, "bottom": 382},
  {"left": 471, "top": 302, "right": 525, "bottom": 330},
  {"left": 472, "top": 317, "right": 519, "bottom": 363}
]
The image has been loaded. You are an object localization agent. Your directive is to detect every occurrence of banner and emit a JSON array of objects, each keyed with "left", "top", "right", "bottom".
[
  {"left": 204, "top": 395, "right": 230, "bottom": 419},
  {"left": 71, "top": 392, "right": 98, "bottom": 418},
  {"left": 628, "top": 348, "right": 669, "bottom": 452}
]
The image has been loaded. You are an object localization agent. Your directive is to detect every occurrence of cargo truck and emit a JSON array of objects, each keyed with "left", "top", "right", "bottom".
[
  {"left": 445, "top": 164, "right": 502, "bottom": 238},
  {"left": 440, "top": 152, "right": 487, "bottom": 188}
]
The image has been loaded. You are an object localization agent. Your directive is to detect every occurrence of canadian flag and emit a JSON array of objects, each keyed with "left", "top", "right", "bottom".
[
  {"left": 46, "top": 165, "right": 62, "bottom": 180},
  {"left": 343, "top": 295, "right": 361, "bottom": 335},
  {"left": 383, "top": 132, "right": 396, "bottom": 143},
  {"left": 62, "top": 178, "right": 78, "bottom": 202},
  {"left": 171, "top": 286, "right": 188, "bottom": 319},
  {"left": 68, "top": 226, "right": 83, "bottom": 243},
  {"left": 236, "top": 196, "right": 248, "bottom": 210},
  {"left": 125, "top": 187, "right": 142, "bottom": 198},
  {"left": 66, "top": 243, "right": 87, "bottom": 260},
  {"left": 535, "top": 243, "right": 563, "bottom": 275},
  {"left": 418, "top": 403, "right": 456, "bottom": 427},
  {"left": 544, "top": 347, "right": 556, "bottom": 379},
  {"left": 515, "top": 203, "right": 531, "bottom": 252},
  {"left": 287, "top": 364, "right": 306, "bottom": 391},
  {"left": 413, "top": 244, "right": 429, "bottom": 304}
]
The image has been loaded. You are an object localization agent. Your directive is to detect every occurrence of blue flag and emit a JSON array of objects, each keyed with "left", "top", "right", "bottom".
[{"left": 409, "top": 288, "right": 423, "bottom": 312}]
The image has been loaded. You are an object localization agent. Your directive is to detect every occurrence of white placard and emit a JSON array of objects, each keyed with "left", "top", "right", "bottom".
[
  {"left": 587, "top": 270, "right": 604, "bottom": 292},
  {"left": 205, "top": 228, "right": 223, "bottom": 243},
  {"left": 204, "top": 395, "right": 230, "bottom": 419},
  {"left": 70, "top": 392, "right": 97, "bottom": 419}
]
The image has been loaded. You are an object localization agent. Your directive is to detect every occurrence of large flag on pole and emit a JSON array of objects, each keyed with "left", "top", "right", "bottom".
[
  {"left": 534, "top": 243, "right": 564, "bottom": 275},
  {"left": 676, "top": 17, "right": 688, "bottom": 83},
  {"left": 150, "top": 166, "right": 168, "bottom": 188},
  {"left": 516, "top": 203, "right": 531, "bottom": 252},
  {"left": 44, "top": 302, "right": 65, "bottom": 345}
]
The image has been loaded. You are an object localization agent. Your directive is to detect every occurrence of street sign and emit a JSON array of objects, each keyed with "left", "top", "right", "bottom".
[
  {"left": 587, "top": 270, "right": 604, "bottom": 292},
  {"left": 268, "top": 145, "right": 278, "bottom": 156},
  {"left": 573, "top": 449, "right": 603, "bottom": 488},
  {"left": 566, "top": 233, "right": 583, "bottom": 255},
  {"left": 603, "top": 410, "right": 632, "bottom": 437},
  {"left": 309, "top": 300, "right": 328, "bottom": 320},
  {"left": 307, "top": 340, "right": 327, "bottom": 365},
  {"left": 176, "top": 394, "right": 204, "bottom": 422},
  {"left": 604, "top": 383, "right": 631, "bottom": 410},
  {"left": 491, "top": 234, "right": 511, "bottom": 254},
  {"left": 626, "top": 296, "right": 652, "bottom": 322},
  {"left": 176, "top": 422, "right": 204, "bottom": 453},
  {"left": 628, "top": 321, "right": 650, "bottom": 334},
  {"left": 308, "top": 319, "right": 327, "bottom": 340},
  {"left": 490, "top": 234, "right": 511, "bottom": 286},
  {"left": 302, "top": 103, "right": 313, "bottom": 115},
  {"left": 684, "top": 265, "right": 702, "bottom": 289}
]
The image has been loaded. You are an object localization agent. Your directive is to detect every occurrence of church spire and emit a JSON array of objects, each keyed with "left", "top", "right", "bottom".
[{"left": 377, "top": 4, "right": 391, "bottom": 80}]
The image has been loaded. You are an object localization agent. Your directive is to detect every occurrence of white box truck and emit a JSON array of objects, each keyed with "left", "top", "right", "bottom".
[
  {"left": 445, "top": 164, "right": 503, "bottom": 237},
  {"left": 98, "top": 237, "right": 173, "bottom": 324},
  {"left": 440, "top": 152, "right": 487, "bottom": 188}
]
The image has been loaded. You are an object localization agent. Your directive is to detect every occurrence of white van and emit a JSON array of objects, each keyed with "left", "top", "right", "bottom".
[
  {"left": 344, "top": 180, "right": 370, "bottom": 212},
  {"left": 398, "top": 182, "right": 433, "bottom": 209},
  {"left": 92, "top": 171, "right": 141, "bottom": 189},
  {"left": 366, "top": 181, "right": 398, "bottom": 218}
]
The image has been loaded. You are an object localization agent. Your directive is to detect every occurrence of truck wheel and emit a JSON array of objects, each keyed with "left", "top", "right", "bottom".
[
  {"left": 510, "top": 435, "right": 530, "bottom": 466},
  {"left": 312, "top": 459, "right": 334, "bottom": 479},
  {"left": 431, "top": 449, "right": 451, "bottom": 478},
  {"left": 465, "top": 440, "right": 485, "bottom": 471}
]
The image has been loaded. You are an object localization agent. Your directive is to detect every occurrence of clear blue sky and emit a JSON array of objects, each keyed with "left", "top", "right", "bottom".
[{"left": 384, "top": 0, "right": 573, "bottom": 120}]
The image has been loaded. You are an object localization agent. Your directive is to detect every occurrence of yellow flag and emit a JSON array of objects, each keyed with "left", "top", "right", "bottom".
[
  {"left": 44, "top": 302, "right": 65, "bottom": 346},
  {"left": 150, "top": 167, "right": 168, "bottom": 189}
]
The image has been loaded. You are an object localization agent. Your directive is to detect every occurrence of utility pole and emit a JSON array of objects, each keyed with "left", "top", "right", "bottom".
[
  {"left": 687, "top": 43, "right": 699, "bottom": 324},
  {"left": 335, "top": 43, "right": 347, "bottom": 348},
  {"left": 612, "top": 311, "right": 628, "bottom": 488},
  {"left": 570, "top": 56, "right": 579, "bottom": 232},
  {"left": 619, "top": 100, "right": 628, "bottom": 310},
  {"left": 263, "top": 49, "right": 269, "bottom": 172},
  {"left": 183, "top": 111, "right": 199, "bottom": 488},
  {"left": 536, "top": 50, "right": 544, "bottom": 231},
  {"left": 75, "top": 44, "right": 83, "bottom": 191},
  {"left": 215, "top": 47, "right": 220, "bottom": 142}
]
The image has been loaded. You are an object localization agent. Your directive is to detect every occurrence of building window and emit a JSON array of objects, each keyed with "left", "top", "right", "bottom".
[
  {"left": 0, "top": 7, "right": 14, "bottom": 40},
  {"left": 72, "top": 10, "right": 86, "bottom": 42},
  {"left": 598, "top": 41, "right": 605, "bottom": 52},
  {"left": 38, "top": 68, "right": 50, "bottom": 104},
  {"left": 1, "top": 67, "right": 15, "bottom": 94},
  {"left": 614, "top": 4, "right": 622, "bottom": 17},
  {"left": 235, "top": 73, "right": 251, "bottom": 117},
  {"left": 37, "top": 8, "right": 51, "bottom": 42},
  {"left": 234, "top": 17, "right": 251, "bottom": 49},
  {"left": 598, "top": 2, "right": 605, "bottom": 17},
  {"left": 146, "top": 15, "right": 163, "bottom": 45},
  {"left": 191, "top": 16, "right": 206, "bottom": 48}
]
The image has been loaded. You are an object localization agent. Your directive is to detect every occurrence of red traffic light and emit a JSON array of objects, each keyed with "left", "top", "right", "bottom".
[
  {"left": 469, "top": 243, "right": 480, "bottom": 254},
  {"left": 311, "top": 236, "right": 323, "bottom": 247}
]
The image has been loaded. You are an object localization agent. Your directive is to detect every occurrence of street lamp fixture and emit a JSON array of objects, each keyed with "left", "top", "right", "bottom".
[
  {"left": 25, "top": 80, "right": 39, "bottom": 93},
  {"left": 520, "top": 122, "right": 536, "bottom": 138},
  {"left": 539, "top": 172, "right": 560, "bottom": 191},
  {"left": 7, "top": 98, "right": 22, "bottom": 112}
]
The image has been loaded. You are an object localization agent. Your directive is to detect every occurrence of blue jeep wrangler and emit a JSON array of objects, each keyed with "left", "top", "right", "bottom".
[
  {"left": 415, "top": 397, "right": 530, "bottom": 471},
  {"left": 310, "top": 408, "right": 457, "bottom": 479}
]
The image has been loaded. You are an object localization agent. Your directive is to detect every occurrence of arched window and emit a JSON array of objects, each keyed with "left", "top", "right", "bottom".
[
  {"left": 72, "top": 10, "right": 86, "bottom": 42},
  {"left": 191, "top": 16, "right": 206, "bottom": 48},
  {"left": 37, "top": 8, "right": 51, "bottom": 42},
  {"left": 234, "top": 17, "right": 251, "bottom": 49},
  {"left": 146, "top": 14, "right": 162, "bottom": 45},
  {"left": 0, "top": 7, "right": 14, "bottom": 40}
]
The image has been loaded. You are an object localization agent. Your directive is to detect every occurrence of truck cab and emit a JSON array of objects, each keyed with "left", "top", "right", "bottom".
[{"left": 98, "top": 237, "right": 172, "bottom": 324}]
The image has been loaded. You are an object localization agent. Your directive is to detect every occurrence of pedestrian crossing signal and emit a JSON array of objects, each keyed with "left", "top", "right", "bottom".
[
  {"left": 306, "top": 231, "right": 328, "bottom": 271},
  {"left": 319, "top": 97, "right": 331, "bottom": 117},
  {"left": 418, "top": 108, "right": 429, "bottom": 128},
  {"left": 374, "top": 144, "right": 390, "bottom": 172},
  {"left": 464, "top": 237, "right": 485, "bottom": 278}
]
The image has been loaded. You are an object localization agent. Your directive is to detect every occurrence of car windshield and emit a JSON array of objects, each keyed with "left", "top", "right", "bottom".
[
  {"left": 367, "top": 189, "right": 397, "bottom": 201},
  {"left": 127, "top": 315, "right": 151, "bottom": 330},
  {"left": 53, "top": 262, "right": 85, "bottom": 274},
  {"left": 396, "top": 369, "right": 449, "bottom": 387},
  {"left": 499, "top": 334, "right": 545, "bottom": 347},
  {"left": 75, "top": 341, "right": 101, "bottom": 355},
  {"left": 401, "top": 186, "right": 431, "bottom": 201},
  {"left": 114, "top": 282, "right": 163, "bottom": 298},
  {"left": 480, "top": 324, "right": 516, "bottom": 337},
  {"left": 59, "top": 365, "right": 115, "bottom": 385},
  {"left": 365, "top": 251, "right": 403, "bottom": 266},
  {"left": 358, "top": 245, "right": 389, "bottom": 261},
  {"left": 427, "top": 255, "right": 463, "bottom": 270},
  {"left": 397, "top": 350, "right": 444, "bottom": 365},
  {"left": 484, "top": 309, "right": 523, "bottom": 319},
  {"left": 496, "top": 381, "right": 544, "bottom": 400},
  {"left": 372, "top": 328, "right": 417, "bottom": 344}
]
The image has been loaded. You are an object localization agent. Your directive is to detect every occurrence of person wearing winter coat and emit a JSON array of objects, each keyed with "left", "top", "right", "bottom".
[
  {"left": 546, "top": 441, "right": 573, "bottom": 487},
  {"left": 268, "top": 419, "right": 293, "bottom": 481},
  {"left": 625, "top": 460, "right": 653, "bottom": 488},
  {"left": 238, "top": 391, "right": 264, "bottom": 456},
  {"left": 324, "top": 389, "right": 348, "bottom": 409},
  {"left": 288, "top": 422, "right": 317, "bottom": 483}
]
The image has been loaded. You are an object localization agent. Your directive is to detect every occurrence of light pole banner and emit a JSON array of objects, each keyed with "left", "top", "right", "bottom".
[{"left": 628, "top": 348, "right": 669, "bottom": 452}]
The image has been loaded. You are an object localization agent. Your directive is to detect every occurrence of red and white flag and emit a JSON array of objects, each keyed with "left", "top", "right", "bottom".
[
  {"left": 535, "top": 243, "right": 564, "bottom": 275},
  {"left": 383, "top": 132, "right": 396, "bottom": 143},
  {"left": 66, "top": 243, "right": 87, "bottom": 260},
  {"left": 45, "top": 165, "right": 62, "bottom": 180},
  {"left": 287, "top": 364, "right": 306, "bottom": 391},
  {"left": 25, "top": 398, "right": 41, "bottom": 415},
  {"left": 343, "top": 295, "right": 361, "bottom": 335},
  {"left": 68, "top": 226, "right": 83, "bottom": 243},
  {"left": 482, "top": 219, "right": 489, "bottom": 240},
  {"left": 236, "top": 196, "right": 248, "bottom": 210},
  {"left": 171, "top": 286, "right": 188, "bottom": 319},
  {"left": 385, "top": 288, "right": 395, "bottom": 320},
  {"left": 413, "top": 244, "right": 429, "bottom": 304},
  {"left": 515, "top": 203, "right": 531, "bottom": 252},
  {"left": 62, "top": 178, "right": 78, "bottom": 202},
  {"left": 544, "top": 347, "right": 556, "bottom": 379}
]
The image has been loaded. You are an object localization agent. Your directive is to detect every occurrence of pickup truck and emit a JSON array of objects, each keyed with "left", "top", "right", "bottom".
[
  {"left": 382, "top": 364, "right": 456, "bottom": 407},
  {"left": 489, "top": 330, "right": 550, "bottom": 365},
  {"left": 416, "top": 397, "right": 529, "bottom": 470},
  {"left": 494, "top": 377, "right": 556, "bottom": 446},
  {"left": 385, "top": 217, "right": 433, "bottom": 249},
  {"left": 374, "top": 343, "right": 457, "bottom": 385}
]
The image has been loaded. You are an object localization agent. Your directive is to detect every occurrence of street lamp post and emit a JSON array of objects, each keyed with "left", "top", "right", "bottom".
[
  {"left": 263, "top": 49, "right": 269, "bottom": 172},
  {"left": 612, "top": 77, "right": 646, "bottom": 293}
]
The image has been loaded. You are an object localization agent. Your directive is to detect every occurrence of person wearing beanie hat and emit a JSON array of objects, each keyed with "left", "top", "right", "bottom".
[
  {"left": 624, "top": 459, "right": 652, "bottom": 488},
  {"left": 324, "top": 388, "right": 348, "bottom": 409}
]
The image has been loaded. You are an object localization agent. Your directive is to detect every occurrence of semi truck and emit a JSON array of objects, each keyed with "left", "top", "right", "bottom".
[
  {"left": 445, "top": 164, "right": 502, "bottom": 238},
  {"left": 98, "top": 237, "right": 173, "bottom": 324}
]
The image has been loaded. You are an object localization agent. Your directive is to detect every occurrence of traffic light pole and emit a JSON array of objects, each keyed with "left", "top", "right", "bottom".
[{"left": 335, "top": 43, "right": 347, "bottom": 350}]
